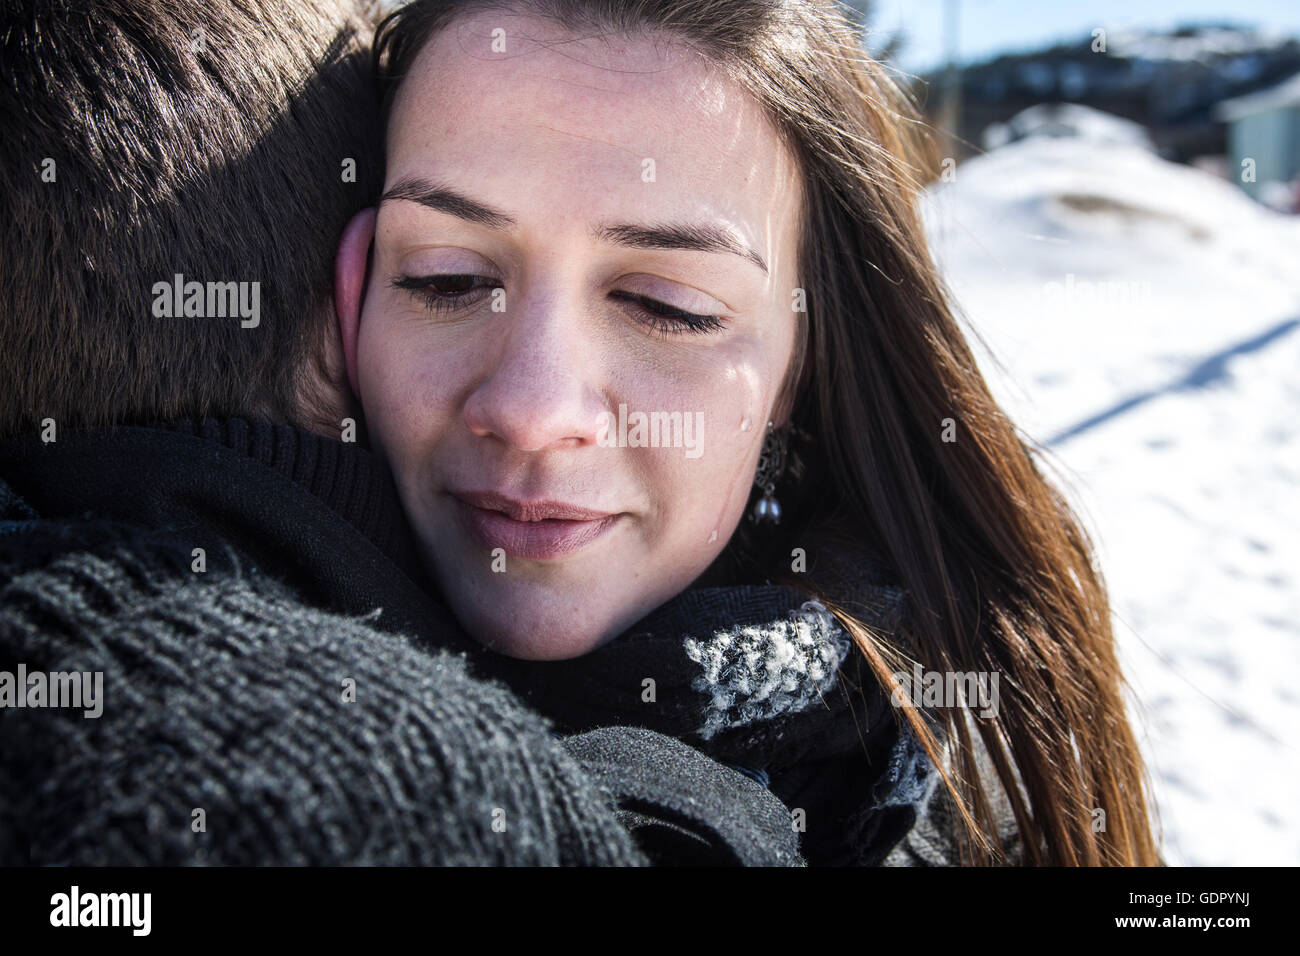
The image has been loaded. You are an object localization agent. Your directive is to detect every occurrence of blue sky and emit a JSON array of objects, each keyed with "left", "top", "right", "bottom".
[{"left": 867, "top": 0, "right": 1300, "bottom": 76}]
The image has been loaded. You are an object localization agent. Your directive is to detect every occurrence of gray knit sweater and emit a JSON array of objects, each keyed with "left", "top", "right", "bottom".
[{"left": 0, "top": 517, "right": 651, "bottom": 865}]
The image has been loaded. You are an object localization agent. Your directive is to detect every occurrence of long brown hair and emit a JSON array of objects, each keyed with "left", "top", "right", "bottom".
[{"left": 374, "top": 0, "right": 1162, "bottom": 865}]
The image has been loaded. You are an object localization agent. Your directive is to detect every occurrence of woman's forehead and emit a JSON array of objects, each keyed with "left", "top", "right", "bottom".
[{"left": 386, "top": 11, "right": 801, "bottom": 254}]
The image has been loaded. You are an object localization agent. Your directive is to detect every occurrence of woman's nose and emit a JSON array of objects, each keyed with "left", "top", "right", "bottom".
[{"left": 461, "top": 289, "right": 607, "bottom": 453}]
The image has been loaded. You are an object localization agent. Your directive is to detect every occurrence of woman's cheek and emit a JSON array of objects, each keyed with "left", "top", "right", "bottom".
[
  {"left": 656, "top": 349, "right": 769, "bottom": 548},
  {"left": 360, "top": 319, "right": 454, "bottom": 452}
]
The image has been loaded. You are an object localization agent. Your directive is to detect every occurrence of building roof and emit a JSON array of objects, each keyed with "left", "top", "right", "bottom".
[{"left": 1217, "top": 70, "right": 1300, "bottom": 122}]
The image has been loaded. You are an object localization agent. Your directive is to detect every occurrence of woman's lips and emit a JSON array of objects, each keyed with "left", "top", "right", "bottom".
[{"left": 450, "top": 491, "right": 621, "bottom": 560}]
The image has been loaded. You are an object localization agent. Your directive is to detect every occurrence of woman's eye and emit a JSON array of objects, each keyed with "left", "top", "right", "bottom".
[
  {"left": 391, "top": 275, "right": 723, "bottom": 334},
  {"left": 610, "top": 290, "right": 725, "bottom": 336},
  {"left": 392, "top": 274, "right": 499, "bottom": 314}
]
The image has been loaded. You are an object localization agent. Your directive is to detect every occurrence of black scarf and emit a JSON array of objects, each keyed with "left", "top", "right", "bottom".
[{"left": 475, "top": 539, "right": 944, "bottom": 865}]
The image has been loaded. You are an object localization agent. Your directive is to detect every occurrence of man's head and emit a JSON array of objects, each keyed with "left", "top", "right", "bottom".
[{"left": 0, "top": 0, "right": 384, "bottom": 440}]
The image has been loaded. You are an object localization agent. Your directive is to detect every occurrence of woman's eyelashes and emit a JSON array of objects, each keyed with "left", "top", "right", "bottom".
[
  {"left": 392, "top": 273, "right": 498, "bottom": 315},
  {"left": 608, "top": 290, "right": 725, "bottom": 336},
  {"left": 390, "top": 273, "right": 726, "bottom": 336}
]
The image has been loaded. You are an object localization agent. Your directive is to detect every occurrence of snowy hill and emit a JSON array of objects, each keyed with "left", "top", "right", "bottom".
[
  {"left": 982, "top": 101, "right": 1155, "bottom": 152},
  {"left": 922, "top": 111, "right": 1300, "bottom": 865}
]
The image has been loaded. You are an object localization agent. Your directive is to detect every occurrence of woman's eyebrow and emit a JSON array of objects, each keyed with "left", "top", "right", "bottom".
[
  {"left": 381, "top": 177, "right": 515, "bottom": 229},
  {"left": 381, "top": 175, "right": 768, "bottom": 275},
  {"left": 593, "top": 222, "right": 768, "bottom": 275}
]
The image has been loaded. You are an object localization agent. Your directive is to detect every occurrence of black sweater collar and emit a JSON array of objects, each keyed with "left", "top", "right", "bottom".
[
  {"left": 0, "top": 418, "right": 474, "bottom": 654},
  {"left": 159, "top": 418, "right": 405, "bottom": 555}
]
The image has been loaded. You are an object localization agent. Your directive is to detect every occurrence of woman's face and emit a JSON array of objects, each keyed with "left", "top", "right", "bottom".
[{"left": 347, "top": 12, "right": 803, "bottom": 660}]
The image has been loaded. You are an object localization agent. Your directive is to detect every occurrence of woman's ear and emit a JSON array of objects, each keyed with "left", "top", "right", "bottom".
[{"left": 335, "top": 207, "right": 378, "bottom": 399}]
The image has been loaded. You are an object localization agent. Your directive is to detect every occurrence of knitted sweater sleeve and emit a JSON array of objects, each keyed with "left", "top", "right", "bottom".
[{"left": 0, "top": 522, "right": 648, "bottom": 866}]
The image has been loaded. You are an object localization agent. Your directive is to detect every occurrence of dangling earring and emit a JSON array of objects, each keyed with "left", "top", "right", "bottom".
[{"left": 751, "top": 420, "right": 788, "bottom": 526}]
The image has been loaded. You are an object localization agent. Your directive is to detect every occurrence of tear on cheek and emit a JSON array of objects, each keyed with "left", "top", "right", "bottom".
[{"left": 691, "top": 363, "right": 769, "bottom": 544}]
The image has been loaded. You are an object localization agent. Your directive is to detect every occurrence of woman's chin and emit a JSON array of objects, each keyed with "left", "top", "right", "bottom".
[
  {"left": 455, "top": 601, "right": 622, "bottom": 662},
  {"left": 472, "top": 629, "right": 612, "bottom": 662}
]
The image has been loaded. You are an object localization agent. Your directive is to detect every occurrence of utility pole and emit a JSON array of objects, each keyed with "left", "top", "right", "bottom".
[{"left": 939, "top": 0, "right": 963, "bottom": 157}]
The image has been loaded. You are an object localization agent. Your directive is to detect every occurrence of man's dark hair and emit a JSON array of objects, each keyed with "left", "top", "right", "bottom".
[{"left": 0, "top": 0, "right": 384, "bottom": 439}]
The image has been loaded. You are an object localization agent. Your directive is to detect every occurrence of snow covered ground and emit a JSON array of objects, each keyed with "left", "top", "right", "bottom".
[{"left": 922, "top": 113, "right": 1300, "bottom": 866}]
